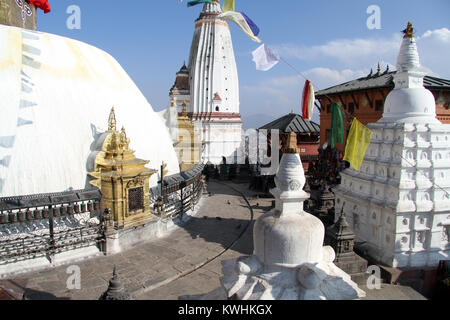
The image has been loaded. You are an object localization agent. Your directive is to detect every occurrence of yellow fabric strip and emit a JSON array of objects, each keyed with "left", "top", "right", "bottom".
[
  {"left": 343, "top": 118, "right": 373, "bottom": 171},
  {"left": 222, "top": 0, "right": 235, "bottom": 12},
  {"left": 218, "top": 11, "right": 262, "bottom": 43}
]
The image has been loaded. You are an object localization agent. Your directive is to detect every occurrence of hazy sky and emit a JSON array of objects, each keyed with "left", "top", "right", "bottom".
[{"left": 36, "top": 0, "right": 450, "bottom": 129}]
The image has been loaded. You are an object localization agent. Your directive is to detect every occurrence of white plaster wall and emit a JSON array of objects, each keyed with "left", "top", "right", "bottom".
[
  {"left": 335, "top": 123, "right": 450, "bottom": 268},
  {"left": 0, "top": 25, "right": 180, "bottom": 197}
]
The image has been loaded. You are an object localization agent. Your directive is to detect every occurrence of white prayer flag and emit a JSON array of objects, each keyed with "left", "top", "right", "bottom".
[{"left": 252, "top": 44, "right": 280, "bottom": 71}]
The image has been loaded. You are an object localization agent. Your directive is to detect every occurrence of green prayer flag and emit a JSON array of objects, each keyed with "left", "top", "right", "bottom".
[
  {"left": 330, "top": 102, "right": 344, "bottom": 148},
  {"left": 187, "top": 0, "right": 215, "bottom": 7}
]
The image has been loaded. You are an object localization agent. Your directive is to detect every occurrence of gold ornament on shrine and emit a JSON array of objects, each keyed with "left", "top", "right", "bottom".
[{"left": 89, "top": 107, "right": 157, "bottom": 229}]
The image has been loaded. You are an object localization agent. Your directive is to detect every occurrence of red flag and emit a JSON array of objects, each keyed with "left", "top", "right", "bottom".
[
  {"left": 301, "top": 80, "right": 315, "bottom": 120},
  {"left": 27, "top": 0, "right": 51, "bottom": 14}
]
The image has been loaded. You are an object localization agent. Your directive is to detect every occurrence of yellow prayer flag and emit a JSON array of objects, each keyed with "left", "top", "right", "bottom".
[
  {"left": 218, "top": 11, "right": 262, "bottom": 43},
  {"left": 222, "top": 0, "right": 235, "bottom": 12},
  {"left": 343, "top": 118, "right": 373, "bottom": 171}
]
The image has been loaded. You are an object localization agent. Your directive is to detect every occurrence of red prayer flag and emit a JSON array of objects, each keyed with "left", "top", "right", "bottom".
[
  {"left": 301, "top": 80, "right": 315, "bottom": 120},
  {"left": 301, "top": 80, "right": 310, "bottom": 119},
  {"left": 27, "top": 0, "right": 51, "bottom": 14}
]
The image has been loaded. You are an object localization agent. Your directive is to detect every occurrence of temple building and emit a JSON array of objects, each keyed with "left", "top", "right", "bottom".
[
  {"left": 184, "top": 0, "right": 243, "bottom": 165},
  {"left": 334, "top": 22, "right": 450, "bottom": 269},
  {"left": 258, "top": 111, "right": 320, "bottom": 171},
  {"left": 316, "top": 62, "right": 450, "bottom": 152}
]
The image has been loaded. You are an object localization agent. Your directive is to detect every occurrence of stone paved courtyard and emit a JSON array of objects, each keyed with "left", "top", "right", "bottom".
[{"left": 1, "top": 180, "right": 426, "bottom": 300}]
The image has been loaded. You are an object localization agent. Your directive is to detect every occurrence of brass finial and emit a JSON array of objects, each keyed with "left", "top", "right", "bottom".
[
  {"left": 283, "top": 132, "right": 299, "bottom": 154},
  {"left": 108, "top": 107, "right": 117, "bottom": 132},
  {"left": 120, "top": 127, "right": 130, "bottom": 151},
  {"left": 402, "top": 21, "right": 415, "bottom": 39},
  {"left": 377, "top": 62, "right": 381, "bottom": 74}
]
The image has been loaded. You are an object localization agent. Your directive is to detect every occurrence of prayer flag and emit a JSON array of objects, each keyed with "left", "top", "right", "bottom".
[
  {"left": 330, "top": 102, "right": 344, "bottom": 148},
  {"left": 218, "top": 11, "right": 262, "bottom": 43},
  {"left": 187, "top": 0, "right": 215, "bottom": 7},
  {"left": 343, "top": 118, "right": 373, "bottom": 171},
  {"left": 239, "top": 12, "right": 260, "bottom": 36},
  {"left": 27, "top": 0, "right": 51, "bottom": 13},
  {"left": 222, "top": 0, "right": 235, "bottom": 12},
  {"left": 252, "top": 44, "right": 280, "bottom": 71},
  {"left": 301, "top": 80, "right": 315, "bottom": 120}
]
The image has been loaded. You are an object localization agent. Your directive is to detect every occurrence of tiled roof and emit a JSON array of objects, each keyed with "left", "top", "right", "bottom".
[
  {"left": 259, "top": 113, "right": 320, "bottom": 134},
  {"left": 316, "top": 71, "right": 450, "bottom": 97}
]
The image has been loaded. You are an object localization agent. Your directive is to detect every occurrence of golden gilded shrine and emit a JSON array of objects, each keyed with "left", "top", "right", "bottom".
[
  {"left": 89, "top": 108, "right": 157, "bottom": 229},
  {"left": 175, "top": 103, "right": 203, "bottom": 172}
]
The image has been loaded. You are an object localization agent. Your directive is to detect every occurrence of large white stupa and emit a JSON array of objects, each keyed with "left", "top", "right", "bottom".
[
  {"left": 187, "top": 0, "right": 243, "bottom": 165},
  {"left": 0, "top": 25, "right": 180, "bottom": 198},
  {"left": 334, "top": 23, "right": 450, "bottom": 268}
]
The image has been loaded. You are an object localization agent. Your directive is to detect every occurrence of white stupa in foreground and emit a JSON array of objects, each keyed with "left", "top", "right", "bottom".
[
  {"left": 334, "top": 23, "right": 450, "bottom": 268},
  {"left": 220, "top": 133, "right": 365, "bottom": 300},
  {"left": 0, "top": 24, "right": 180, "bottom": 197}
]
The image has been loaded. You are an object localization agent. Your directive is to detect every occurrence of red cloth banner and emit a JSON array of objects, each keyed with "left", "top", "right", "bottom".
[
  {"left": 301, "top": 80, "right": 311, "bottom": 119},
  {"left": 27, "top": 0, "right": 51, "bottom": 14}
]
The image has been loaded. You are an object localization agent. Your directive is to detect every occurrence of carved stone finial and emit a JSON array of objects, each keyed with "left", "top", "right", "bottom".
[
  {"left": 108, "top": 107, "right": 116, "bottom": 132},
  {"left": 402, "top": 21, "right": 415, "bottom": 39},
  {"left": 99, "top": 266, "right": 134, "bottom": 300},
  {"left": 283, "top": 132, "right": 299, "bottom": 154}
]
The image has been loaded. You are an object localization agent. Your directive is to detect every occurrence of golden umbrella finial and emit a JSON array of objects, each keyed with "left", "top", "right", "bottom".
[
  {"left": 283, "top": 132, "right": 299, "bottom": 154},
  {"left": 108, "top": 106, "right": 117, "bottom": 131},
  {"left": 402, "top": 21, "right": 415, "bottom": 39}
]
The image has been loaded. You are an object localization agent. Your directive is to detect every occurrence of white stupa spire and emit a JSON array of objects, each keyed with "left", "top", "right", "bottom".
[
  {"left": 396, "top": 22, "right": 421, "bottom": 73},
  {"left": 220, "top": 133, "right": 365, "bottom": 300},
  {"left": 379, "top": 22, "right": 439, "bottom": 124},
  {"left": 201, "top": 0, "right": 222, "bottom": 14},
  {"left": 187, "top": 0, "right": 242, "bottom": 165}
]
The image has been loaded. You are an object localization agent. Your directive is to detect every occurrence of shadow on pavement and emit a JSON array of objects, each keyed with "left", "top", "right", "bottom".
[{"left": 182, "top": 216, "right": 254, "bottom": 256}]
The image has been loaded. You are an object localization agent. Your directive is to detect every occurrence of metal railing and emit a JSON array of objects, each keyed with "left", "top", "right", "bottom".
[
  {"left": 161, "top": 164, "right": 204, "bottom": 217},
  {"left": 0, "top": 189, "right": 105, "bottom": 264}
]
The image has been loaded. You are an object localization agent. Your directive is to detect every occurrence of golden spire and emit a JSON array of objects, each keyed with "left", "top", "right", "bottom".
[
  {"left": 181, "top": 103, "right": 187, "bottom": 117},
  {"left": 402, "top": 21, "right": 415, "bottom": 39},
  {"left": 108, "top": 107, "right": 116, "bottom": 131},
  {"left": 377, "top": 62, "right": 381, "bottom": 74},
  {"left": 283, "top": 132, "right": 299, "bottom": 154}
]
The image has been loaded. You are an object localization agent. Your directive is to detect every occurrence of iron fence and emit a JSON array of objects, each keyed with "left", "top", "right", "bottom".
[{"left": 0, "top": 189, "right": 105, "bottom": 264}]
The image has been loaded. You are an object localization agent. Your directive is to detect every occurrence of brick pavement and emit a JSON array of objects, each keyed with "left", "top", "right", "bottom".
[
  {"left": 3, "top": 180, "right": 261, "bottom": 300},
  {"left": 1, "top": 180, "right": 427, "bottom": 300}
]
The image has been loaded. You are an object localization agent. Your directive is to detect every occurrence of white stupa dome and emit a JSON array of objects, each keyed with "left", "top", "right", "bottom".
[
  {"left": 380, "top": 23, "right": 440, "bottom": 124},
  {"left": 0, "top": 25, "right": 180, "bottom": 197}
]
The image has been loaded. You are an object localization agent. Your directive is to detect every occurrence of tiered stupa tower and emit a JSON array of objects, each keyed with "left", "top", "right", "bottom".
[
  {"left": 187, "top": 0, "right": 242, "bottom": 165},
  {"left": 334, "top": 22, "right": 450, "bottom": 268}
]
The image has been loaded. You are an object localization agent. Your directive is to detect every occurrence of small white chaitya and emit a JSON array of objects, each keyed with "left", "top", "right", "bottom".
[
  {"left": 187, "top": 0, "right": 243, "bottom": 165},
  {"left": 220, "top": 133, "right": 365, "bottom": 300},
  {"left": 334, "top": 22, "right": 450, "bottom": 268}
]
